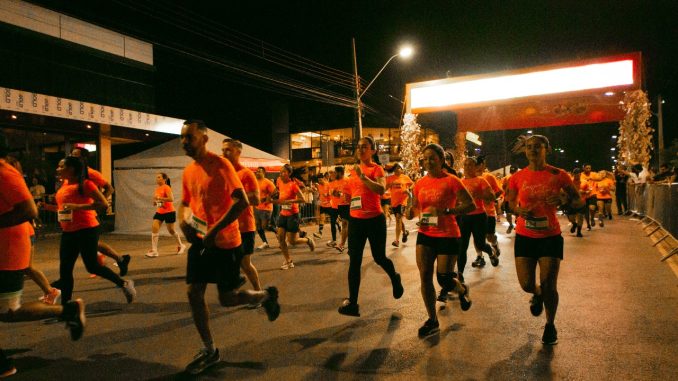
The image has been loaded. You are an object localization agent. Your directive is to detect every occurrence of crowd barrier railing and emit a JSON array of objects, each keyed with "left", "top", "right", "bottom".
[{"left": 628, "top": 182, "right": 678, "bottom": 260}]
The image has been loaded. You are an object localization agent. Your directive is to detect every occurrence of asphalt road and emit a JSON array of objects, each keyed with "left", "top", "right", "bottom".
[{"left": 4, "top": 215, "right": 677, "bottom": 380}]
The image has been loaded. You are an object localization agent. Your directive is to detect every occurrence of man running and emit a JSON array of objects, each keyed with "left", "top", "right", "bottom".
[
  {"left": 329, "top": 166, "right": 350, "bottom": 252},
  {"left": 254, "top": 167, "right": 276, "bottom": 250},
  {"left": 179, "top": 120, "right": 280, "bottom": 375}
]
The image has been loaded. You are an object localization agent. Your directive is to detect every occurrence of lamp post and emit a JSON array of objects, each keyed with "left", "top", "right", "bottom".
[{"left": 352, "top": 38, "right": 413, "bottom": 139}]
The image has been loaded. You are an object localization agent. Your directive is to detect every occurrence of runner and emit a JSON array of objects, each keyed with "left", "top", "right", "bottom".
[
  {"left": 0, "top": 139, "right": 86, "bottom": 378},
  {"left": 381, "top": 181, "right": 392, "bottom": 225},
  {"left": 506, "top": 134, "right": 583, "bottom": 345},
  {"left": 273, "top": 164, "right": 315, "bottom": 269},
  {"left": 222, "top": 139, "right": 262, "bottom": 292},
  {"left": 329, "top": 166, "right": 350, "bottom": 252},
  {"left": 404, "top": 144, "right": 475, "bottom": 337},
  {"left": 459, "top": 157, "right": 498, "bottom": 271},
  {"left": 563, "top": 168, "right": 586, "bottom": 237},
  {"left": 254, "top": 167, "right": 276, "bottom": 250},
  {"left": 502, "top": 166, "right": 518, "bottom": 233},
  {"left": 178, "top": 120, "right": 280, "bottom": 375},
  {"left": 338, "top": 136, "right": 403, "bottom": 317},
  {"left": 314, "top": 173, "right": 333, "bottom": 241},
  {"left": 70, "top": 148, "right": 131, "bottom": 276},
  {"left": 51, "top": 156, "right": 137, "bottom": 305},
  {"left": 580, "top": 164, "right": 600, "bottom": 231},
  {"left": 477, "top": 157, "right": 503, "bottom": 256},
  {"left": 146, "top": 173, "right": 186, "bottom": 257},
  {"left": 386, "top": 163, "right": 413, "bottom": 247},
  {"left": 596, "top": 171, "right": 615, "bottom": 224}
]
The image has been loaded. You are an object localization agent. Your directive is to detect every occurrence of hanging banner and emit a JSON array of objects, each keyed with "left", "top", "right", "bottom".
[{"left": 0, "top": 86, "right": 184, "bottom": 135}]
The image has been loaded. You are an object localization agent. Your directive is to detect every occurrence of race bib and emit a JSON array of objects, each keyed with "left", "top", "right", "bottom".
[
  {"left": 350, "top": 196, "right": 362, "bottom": 210},
  {"left": 188, "top": 211, "right": 208, "bottom": 236},
  {"left": 58, "top": 209, "right": 73, "bottom": 222},
  {"left": 155, "top": 201, "right": 163, "bottom": 208},
  {"left": 524, "top": 216, "right": 549, "bottom": 231},
  {"left": 420, "top": 212, "right": 438, "bottom": 226},
  {"left": 281, "top": 203, "right": 293, "bottom": 211}
]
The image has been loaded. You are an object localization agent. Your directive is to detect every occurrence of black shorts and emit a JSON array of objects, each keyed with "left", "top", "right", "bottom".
[
  {"left": 563, "top": 205, "right": 586, "bottom": 215},
  {"left": 338, "top": 205, "right": 350, "bottom": 220},
  {"left": 416, "top": 233, "right": 460, "bottom": 255},
  {"left": 153, "top": 211, "right": 177, "bottom": 223},
  {"left": 391, "top": 205, "right": 404, "bottom": 215},
  {"left": 277, "top": 214, "right": 300, "bottom": 233},
  {"left": 486, "top": 216, "right": 497, "bottom": 235},
  {"left": 514, "top": 234, "right": 564, "bottom": 260},
  {"left": 239, "top": 231, "right": 256, "bottom": 256},
  {"left": 0, "top": 270, "right": 25, "bottom": 293},
  {"left": 600, "top": 199, "right": 612, "bottom": 205},
  {"left": 186, "top": 241, "right": 242, "bottom": 291},
  {"left": 586, "top": 197, "right": 598, "bottom": 207},
  {"left": 319, "top": 206, "right": 333, "bottom": 215},
  {"left": 381, "top": 198, "right": 391, "bottom": 207}
]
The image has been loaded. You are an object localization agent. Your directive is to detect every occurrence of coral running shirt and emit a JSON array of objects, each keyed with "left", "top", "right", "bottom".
[
  {"left": 276, "top": 178, "right": 301, "bottom": 216},
  {"left": 387, "top": 174, "right": 413, "bottom": 207},
  {"left": 317, "top": 183, "right": 332, "bottom": 208},
  {"left": 348, "top": 163, "right": 385, "bottom": 219},
  {"left": 256, "top": 178, "right": 276, "bottom": 212},
  {"left": 596, "top": 178, "right": 614, "bottom": 200},
  {"left": 56, "top": 180, "right": 100, "bottom": 232},
  {"left": 461, "top": 176, "right": 492, "bottom": 215},
  {"left": 413, "top": 174, "right": 466, "bottom": 238},
  {"left": 329, "top": 178, "right": 350, "bottom": 208},
  {"left": 86, "top": 167, "right": 108, "bottom": 188},
  {"left": 154, "top": 184, "right": 174, "bottom": 214},
  {"left": 236, "top": 166, "right": 258, "bottom": 232},
  {"left": 182, "top": 152, "right": 244, "bottom": 249},
  {"left": 0, "top": 161, "right": 32, "bottom": 270},
  {"left": 482, "top": 173, "right": 502, "bottom": 217},
  {"left": 508, "top": 165, "right": 574, "bottom": 238}
]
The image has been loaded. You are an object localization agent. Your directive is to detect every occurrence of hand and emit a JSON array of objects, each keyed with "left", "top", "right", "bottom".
[
  {"left": 426, "top": 206, "right": 440, "bottom": 216},
  {"left": 545, "top": 194, "right": 562, "bottom": 207},
  {"left": 354, "top": 164, "right": 362, "bottom": 178},
  {"left": 180, "top": 221, "right": 201, "bottom": 244},
  {"left": 513, "top": 206, "right": 533, "bottom": 218}
]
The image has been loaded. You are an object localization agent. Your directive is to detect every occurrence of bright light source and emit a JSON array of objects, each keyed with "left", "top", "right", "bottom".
[
  {"left": 86, "top": 124, "right": 92, "bottom": 129},
  {"left": 614, "top": 160, "right": 618, "bottom": 163},
  {"left": 575, "top": 160, "right": 579, "bottom": 163},
  {"left": 145, "top": 133, "right": 150, "bottom": 136},
  {"left": 527, "top": 130, "right": 533, "bottom": 134},
  {"left": 611, "top": 148, "right": 616, "bottom": 151},
  {"left": 399, "top": 46, "right": 413, "bottom": 59},
  {"left": 604, "top": 91, "right": 615, "bottom": 96},
  {"left": 299, "top": 132, "right": 322, "bottom": 138},
  {"left": 611, "top": 156, "right": 615, "bottom": 159},
  {"left": 612, "top": 135, "right": 618, "bottom": 139},
  {"left": 75, "top": 143, "right": 96, "bottom": 152},
  {"left": 560, "top": 149, "right": 565, "bottom": 153},
  {"left": 662, "top": 99, "right": 666, "bottom": 104},
  {"left": 410, "top": 59, "right": 635, "bottom": 110},
  {"left": 10, "top": 115, "right": 17, "bottom": 119}
]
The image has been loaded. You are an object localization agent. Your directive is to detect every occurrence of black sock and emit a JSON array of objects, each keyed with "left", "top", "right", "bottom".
[{"left": 257, "top": 228, "right": 268, "bottom": 243}]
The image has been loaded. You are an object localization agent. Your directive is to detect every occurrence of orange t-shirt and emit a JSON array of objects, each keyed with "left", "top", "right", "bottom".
[
  {"left": 580, "top": 172, "right": 600, "bottom": 199},
  {"left": 56, "top": 180, "right": 100, "bottom": 232},
  {"left": 256, "top": 178, "right": 276, "bottom": 212},
  {"left": 461, "top": 176, "right": 492, "bottom": 215},
  {"left": 508, "top": 165, "right": 574, "bottom": 238},
  {"left": 348, "top": 163, "right": 385, "bottom": 219},
  {"left": 329, "top": 178, "right": 351, "bottom": 208},
  {"left": 87, "top": 167, "right": 108, "bottom": 188},
  {"left": 154, "top": 184, "right": 175, "bottom": 214},
  {"left": 317, "top": 182, "right": 332, "bottom": 208},
  {"left": 0, "top": 161, "right": 32, "bottom": 270},
  {"left": 236, "top": 166, "right": 258, "bottom": 233},
  {"left": 387, "top": 174, "right": 413, "bottom": 207},
  {"left": 182, "top": 152, "right": 243, "bottom": 249},
  {"left": 276, "top": 178, "right": 301, "bottom": 216},
  {"left": 482, "top": 172, "right": 501, "bottom": 217},
  {"left": 413, "top": 174, "right": 466, "bottom": 238},
  {"left": 596, "top": 178, "right": 614, "bottom": 200}
]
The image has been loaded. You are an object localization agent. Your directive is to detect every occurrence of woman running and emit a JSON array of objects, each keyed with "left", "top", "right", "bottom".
[
  {"left": 329, "top": 166, "right": 350, "bottom": 252},
  {"left": 54, "top": 156, "right": 136, "bottom": 304},
  {"left": 405, "top": 144, "right": 475, "bottom": 337},
  {"left": 146, "top": 173, "right": 186, "bottom": 257},
  {"left": 273, "top": 164, "right": 315, "bottom": 269},
  {"left": 386, "top": 163, "right": 413, "bottom": 247},
  {"left": 338, "top": 136, "right": 403, "bottom": 317},
  {"left": 564, "top": 168, "right": 586, "bottom": 237},
  {"left": 459, "top": 158, "right": 498, "bottom": 271},
  {"left": 506, "top": 135, "right": 583, "bottom": 345},
  {"left": 313, "top": 173, "right": 332, "bottom": 240},
  {"left": 596, "top": 171, "right": 615, "bottom": 223}
]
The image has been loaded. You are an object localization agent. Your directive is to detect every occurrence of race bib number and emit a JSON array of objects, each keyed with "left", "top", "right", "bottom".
[
  {"left": 281, "top": 203, "right": 293, "bottom": 211},
  {"left": 524, "top": 216, "right": 549, "bottom": 231},
  {"left": 187, "top": 211, "right": 208, "bottom": 236},
  {"left": 420, "top": 212, "right": 438, "bottom": 226},
  {"left": 155, "top": 201, "right": 163, "bottom": 208},
  {"left": 350, "top": 196, "right": 362, "bottom": 210},
  {"left": 58, "top": 209, "right": 73, "bottom": 222}
]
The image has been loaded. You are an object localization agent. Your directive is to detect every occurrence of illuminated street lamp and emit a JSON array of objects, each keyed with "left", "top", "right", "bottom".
[{"left": 352, "top": 40, "right": 414, "bottom": 138}]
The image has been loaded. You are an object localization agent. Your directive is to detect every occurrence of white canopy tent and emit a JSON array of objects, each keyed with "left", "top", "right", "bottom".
[{"left": 112, "top": 128, "right": 287, "bottom": 235}]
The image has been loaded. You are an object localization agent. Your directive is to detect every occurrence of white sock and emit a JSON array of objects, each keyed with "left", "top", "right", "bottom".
[
  {"left": 172, "top": 232, "right": 183, "bottom": 246},
  {"left": 151, "top": 233, "right": 159, "bottom": 252}
]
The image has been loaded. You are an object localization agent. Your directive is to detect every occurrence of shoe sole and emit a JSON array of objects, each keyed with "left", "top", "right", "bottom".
[
  {"left": 459, "top": 285, "right": 472, "bottom": 311},
  {"left": 418, "top": 327, "right": 440, "bottom": 338}
]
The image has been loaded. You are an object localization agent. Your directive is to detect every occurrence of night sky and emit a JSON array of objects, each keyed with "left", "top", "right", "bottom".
[{"left": 26, "top": 0, "right": 678, "bottom": 169}]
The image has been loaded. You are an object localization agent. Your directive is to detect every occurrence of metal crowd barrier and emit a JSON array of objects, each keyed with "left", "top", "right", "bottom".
[{"left": 627, "top": 183, "right": 678, "bottom": 238}]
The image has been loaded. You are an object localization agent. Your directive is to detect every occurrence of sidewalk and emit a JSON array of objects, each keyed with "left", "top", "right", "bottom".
[{"left": 8, "top": 215, "right": 678, "bottom": 380}]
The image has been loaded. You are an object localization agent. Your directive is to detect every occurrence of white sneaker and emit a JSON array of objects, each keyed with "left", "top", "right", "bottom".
[
  {"left": 145, "top": 250, "right": 158, "bottom": 258},
  {"left": 257, "top": 242, "right": 270, "bottom": 250},
  {"left": 313, "top": 232, "right": 322, "bottom": 239},
  {"left": 326, "top": 240, "right": 336, "bottom": 247},
  {"left": 177, "top": 244, "right": 187, "bottom": 255},
  {"left": 122, "top": 279, "right": 136, "bottom": 303}
]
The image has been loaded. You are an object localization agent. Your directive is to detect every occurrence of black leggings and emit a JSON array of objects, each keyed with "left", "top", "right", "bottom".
[
  {"left": 59, "top": 227, "right": 124, "bottom": 303},
  {"left": 459, "top": 213, "right": 493, "bottom": 274},
  {"left": 347, "top": 214, "right": 398, "bottom": 304},
  {"left": 616, "top": 189, "right": 627, "bottom": 213},
  {"left": 328, "top": 208, "right": 339, "bottom": 241}
]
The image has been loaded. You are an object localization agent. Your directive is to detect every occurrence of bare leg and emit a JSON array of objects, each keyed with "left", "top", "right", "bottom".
[
  {"left": 97, "top": 241, "right": 122, "bottom": 263},
  {"left": 0, "top": 302, "right": 62, "bottom": 322},
  {"left": 416, "top": 245, "right": 437, "bottom": 321},
  {"left": 277, "top": 228, "right": 291, "bottom": 263},
  {"left": 515, "top": 257, "right": 540, "bottom": 296},
  {"left": 538, "top": 257, "right": 561, "bottom": 324},
  {"left": 187, "top": 284, "right": 213, "bottom": 349},
  {"left": 240, "top": 254, "right": 262, "bottom": 291}
]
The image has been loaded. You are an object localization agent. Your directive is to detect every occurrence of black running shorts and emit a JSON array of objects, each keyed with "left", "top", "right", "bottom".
[
  {"left": 153, "top": 211, "right": 176, "bottom": 223},
  {"left": 514, "top": 234, "right": 563, "bottom": 260},
  {"left": 186, "top": 241, "right": 242, "bottom": 292},
  {"left": 277, "top": 214, "right": 300, "bottom": 233},
  {"left": 416, "top": 233, "right": 460, "bottom": 256}
]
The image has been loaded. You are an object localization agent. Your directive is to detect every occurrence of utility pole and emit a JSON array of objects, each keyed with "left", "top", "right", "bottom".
[
  {"left": 352, "top": 38, "right": 363, "bottom": 141},
  {"left": 657, "top": 94, "right": 664, "bottom": 165}
]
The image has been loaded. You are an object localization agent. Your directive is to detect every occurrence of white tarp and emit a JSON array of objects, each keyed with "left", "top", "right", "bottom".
[{"left": 112, "top": 129, "right": 287, "bottom": 236}]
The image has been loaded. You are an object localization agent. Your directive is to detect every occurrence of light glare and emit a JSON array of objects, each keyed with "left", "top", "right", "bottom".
[{"left": 399, "top": 46, "right": 413, "bottom": 58}]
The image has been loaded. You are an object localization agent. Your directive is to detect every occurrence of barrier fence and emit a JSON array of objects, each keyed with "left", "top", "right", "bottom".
[{"left": 627, "top": 182, "right": 678, "bottom": 240}]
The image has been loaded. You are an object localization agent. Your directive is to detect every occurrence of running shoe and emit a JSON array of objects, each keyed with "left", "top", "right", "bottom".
[
  {"left": 506, "top": 225, "right": 514, "bottom": 234},
  {"left": 307, "top": 237, "right": 316, "bottom": 252},
  {"left": 338, "top": 299, "right": 360, "bottom": 317},
  {"left": 541, "top": 323, "right": 558, "bottom": 345},
  {"left": 437, "top": 290, "right": 449, "bottom": 303},
  {"left": 145, "top": 250, "right": 159, "bottom": 258},
  {"left": 177, "top": 244, "right": 187, "bottom": 255},
  {"left": 418, "top": 319, "right": 440, "bottom": 338},
  {"left": 392, "top": 240, "right": 399, "bottom": 248},
  {"left": 313, "top": 231, "right": 322, "bottom": 239},
  {"left": 185, "top": 348, "right": 220, "bottom": 375},
  {"left": 62, "top": 298, "right": 86, "bottom": 341},
  {"left": 299, "top": 230, "right": 307, "bottom": 238},
  {"left": 326, "top": 240, "right": 337, "bottom": 247},
  {"left": 489, "top": 253, "right": 499, "bottom": 267},
  {"left": 40, "top": 288, "right": 61, "bottom": 305},
  {"left": 530, "top": 294, "right": 543, "bottom": 317},
  {"left": 599, "top": 218, "right": 604, "bottom": 227},
  {"left": 570, "top": 223, "right": 577, "bottom": 234},
  {"left": 262, "top": 286, "right": 280, "bottom": 321},
  {"left": 392, "top": 273, "right": 404, "bottom": 299},
  {"left": 280, "top": 260, "right": 295, "bottom": 270},
  {"left": 471, "top": 256, "right": 484, "bottom": 268},
  {"left": 402, "top": 229, "right": 409, "bottom": 243},
  {"left": 119, "top": 255, "right": 131, "bottom": 277},
  {"left": 122, "top": 279, "right": 137, "bottom": 303},
  {"left": 492, "top": 244, "right": 501, "bottom": 257},
  {"left": 459, "top": 284, "right": 472, "bottom": 311},
  {"left": 335, "top": 245, "right": 345, "bottom": 253},
  {"left": 257, "top": 242, "right": 270, "bottom": 250},
  {"left": 576, "top": 232, "right": 583, "bottom": 238}
]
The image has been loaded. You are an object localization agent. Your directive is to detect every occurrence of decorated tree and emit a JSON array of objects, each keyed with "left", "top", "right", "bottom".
[
  {"left": 618, "top": 90, "right": 653, "bottom": 167},
  {"left": 401, "top": 113, "right": 423, "bottom": 180},
  {"left": 452, "top": 131, "right": 467, "bottom": 174}
]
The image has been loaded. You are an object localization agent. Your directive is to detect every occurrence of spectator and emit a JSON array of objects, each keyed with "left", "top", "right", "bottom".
[
  {"left": 29, "top": 177, "right": 46, "bottom": 201},
  {"left": 651, "top": 163, "right": 676, "bottom": 183}
]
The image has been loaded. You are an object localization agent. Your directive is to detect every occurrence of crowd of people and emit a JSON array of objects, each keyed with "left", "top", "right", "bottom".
[{"left": 1, "top": 122, "right": 664, "bottom": 377}]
